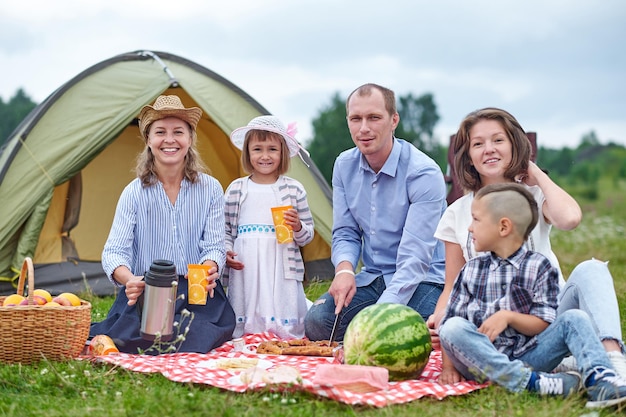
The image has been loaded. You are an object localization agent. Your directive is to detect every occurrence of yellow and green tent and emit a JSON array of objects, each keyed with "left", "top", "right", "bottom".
[{"left": 0, "top": 50, "right": 333, "bottom": 295}]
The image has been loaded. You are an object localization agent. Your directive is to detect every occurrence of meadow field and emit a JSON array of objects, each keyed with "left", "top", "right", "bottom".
[{"left": 1, "top": 179, "right": 625, "bottom": 416}]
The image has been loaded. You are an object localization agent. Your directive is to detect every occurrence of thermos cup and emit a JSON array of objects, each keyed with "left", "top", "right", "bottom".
[{"left": 140, "top": 260, "right": 179, "bottom": 341}]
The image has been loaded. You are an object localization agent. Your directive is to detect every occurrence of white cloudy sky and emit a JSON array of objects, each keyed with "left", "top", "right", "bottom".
[{"left": 1, "top": 0, "right": 625, "bottom": 148}]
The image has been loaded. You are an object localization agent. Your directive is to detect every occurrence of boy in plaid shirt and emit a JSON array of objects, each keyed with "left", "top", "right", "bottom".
[{"left": 439, "top": 183, "right": 626, "bottom": 409}]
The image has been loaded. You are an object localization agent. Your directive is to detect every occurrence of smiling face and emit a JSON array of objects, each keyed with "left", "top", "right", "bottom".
[
  {"left": 346, "top": 88, "right": 399, "bottom": 172},
  {"left": 147, "top": 116, "right": 192, "bottom": 169},
  {"left": 247, "top": 132, "right": 284, "bottom": 183},
  {"left": 468, "top": 119, "right": 513, "bottom": 186}
]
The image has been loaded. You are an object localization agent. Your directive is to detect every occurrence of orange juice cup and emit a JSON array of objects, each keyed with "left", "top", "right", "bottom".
[
  {"left": 271, "top": 205, "right": 294, "bottom": 244},
  {"left": 187, "top": 264, "right": 211, "bottom": 305}
]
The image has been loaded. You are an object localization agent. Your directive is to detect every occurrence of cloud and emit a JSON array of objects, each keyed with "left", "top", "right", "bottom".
[{"left": 1, "top": 0, "right": 625, "bottom": 148}]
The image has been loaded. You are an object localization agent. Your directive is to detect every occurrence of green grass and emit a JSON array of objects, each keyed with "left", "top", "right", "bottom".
[{"left": 2, "top": 179, "right": 626, "bottom": 416}]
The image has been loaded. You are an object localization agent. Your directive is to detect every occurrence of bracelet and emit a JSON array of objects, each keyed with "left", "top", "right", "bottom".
[{"left": 335, "top": 269, "right": 355, "bottom": 277}]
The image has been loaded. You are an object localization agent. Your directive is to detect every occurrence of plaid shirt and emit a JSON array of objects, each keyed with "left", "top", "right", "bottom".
[{"left": 442, "top": 246, "right": 559, "bottom": 358}]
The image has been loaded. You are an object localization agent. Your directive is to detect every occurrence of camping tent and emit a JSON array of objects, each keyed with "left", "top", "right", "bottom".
[{"left": 0, "top": 50, "right": 333, "bottom": 296}]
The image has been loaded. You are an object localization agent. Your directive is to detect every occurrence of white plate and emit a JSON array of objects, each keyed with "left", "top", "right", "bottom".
[
  {"left": 195, "top": 358, "right": 273, "bottom": 370},
  {"left": 227, "top": 375, "right": 244, "bottom": 385}
]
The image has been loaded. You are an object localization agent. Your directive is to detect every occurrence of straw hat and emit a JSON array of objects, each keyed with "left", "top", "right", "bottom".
[
  {"left": 138, "top": 95, "right": 202, "bottom": 139},
  {"left": 230, "top": 115, "right": 301, "bottom": 157}
]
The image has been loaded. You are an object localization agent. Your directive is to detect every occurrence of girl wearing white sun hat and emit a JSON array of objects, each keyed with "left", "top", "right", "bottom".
[{"left": 223, "top": 115, "right": 315, "bottom": 339}]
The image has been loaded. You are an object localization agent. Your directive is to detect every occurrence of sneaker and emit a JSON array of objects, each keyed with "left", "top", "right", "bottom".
[
  {"left": 607, "top": 351, "right": 626, "bottom": 380},
  {"left": 586, "top": 368, "right": 626, "bottom": 408},
  {"left": 553, "top": 355, "right": 578, "bottom": 373},
  {"left": 530, "top": 371, "right": 582, "bottom": 398}
]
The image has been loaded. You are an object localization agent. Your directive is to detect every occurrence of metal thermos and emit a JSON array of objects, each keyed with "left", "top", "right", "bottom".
[{"left": 140, "top": 260, "right": 179, "bottom": 341}]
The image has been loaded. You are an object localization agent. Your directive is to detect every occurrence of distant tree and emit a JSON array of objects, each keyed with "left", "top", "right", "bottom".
[
  {"left": 578, "top": 130, "right": 600, "bottom": 150},
  {"left": 0, "top": 89, "right": 37, "bottom": 145},
  {"left": 396, "top": 92, "right": 439, "bottom": 151},
  {"left": 307, "top": 90, "right": 445, "bottom": 184},
  {"left": 306, "top": 93, "right": 352, "bottom": 185},
  {"left": 538, "top": 146, "right": 575, "bottom": 177},
  {"left": 396, "top": 92, "right": 446, "bottom": 168}
]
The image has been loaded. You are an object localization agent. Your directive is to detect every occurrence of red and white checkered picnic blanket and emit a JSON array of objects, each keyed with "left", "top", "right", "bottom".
[{"left": 91, "top": 333, "right": 488, "bottom": 407}]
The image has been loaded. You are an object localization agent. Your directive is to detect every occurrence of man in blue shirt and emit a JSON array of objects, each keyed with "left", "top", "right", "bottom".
[{"left": 304, "top": 83, "right": 446, "bottom": 342}]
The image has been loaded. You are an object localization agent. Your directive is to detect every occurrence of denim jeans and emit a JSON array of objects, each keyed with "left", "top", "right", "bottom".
[
  {"left": 303, "top": 276, "right": 442, "bottom": 342},
  {"left": 558, "top": 259, "right": 624, "bottom": 352},
  {"left": 439, "top": 309, "right": 613, "bottom": 392}
]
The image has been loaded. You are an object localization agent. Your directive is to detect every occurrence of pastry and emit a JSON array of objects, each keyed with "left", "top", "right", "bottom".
[{"left": 256, "top": 339, "right": 339, "bottom": 356}]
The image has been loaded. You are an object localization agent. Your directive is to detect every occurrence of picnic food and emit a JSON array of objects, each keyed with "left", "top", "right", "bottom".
[
  {"left": 313, "top": 364, "right": 389, "bottom": 393},
  {"left": 239, "top": 365, "right": 302, "bottom": 385},
  {"left": 215, "top": 357, "right": 261, "bottom": 370},
  {"left": 343, "top": 303, "right": 432, "bottom": 381},
  {"left": 2, "top": 294, "right": 26, "bottom": 306},
  {"left": 256, "top": 339, "right": 339, "bottom": 356},
  {"left": 90, "top": 335, "right": 119, "bottom": 355},
  {"left": 58, "top": 292, "right": 82, "bottom": 306},
  {"left": 2, "top": 290, "right": 83, "bottom": 307},
  {"left": 52, "top": 295, "right": 72, "bottom": 306},
  {"left": 33, "top": 289, "right": 53, "bottom": 303}
]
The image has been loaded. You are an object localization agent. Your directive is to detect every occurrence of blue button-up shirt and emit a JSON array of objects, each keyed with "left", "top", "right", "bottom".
[{"left": 331, "top": 138, "right": 446, "bottom": 305}]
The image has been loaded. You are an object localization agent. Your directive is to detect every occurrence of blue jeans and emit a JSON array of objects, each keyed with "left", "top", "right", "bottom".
[
  {"left": 439, "top": 309, "right": 613, "bottom": 392},
  {"left": 558, "top": 259, "right": 624, "bottom": 352},
  {"left": 304, "top": 276, "right": 442, "bottom": 341}
]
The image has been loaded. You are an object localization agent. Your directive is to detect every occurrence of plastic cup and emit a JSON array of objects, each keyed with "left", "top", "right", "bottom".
[
  {"left": 187, "top": 264, "right": 211, "bottom": 305},
  {"left": 271, "top": 205, "right": 294, "bottom": 244},
  {"left": 233, "top": 338, "right": 245, "bottom": 352}
]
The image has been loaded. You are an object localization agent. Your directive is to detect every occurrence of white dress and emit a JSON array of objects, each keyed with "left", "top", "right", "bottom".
[{"left": 227, "top": 181, "right": 308, "bottom": 339}]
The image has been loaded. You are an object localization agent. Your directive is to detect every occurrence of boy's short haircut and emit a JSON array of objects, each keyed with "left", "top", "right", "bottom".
[{"left": 475, "top": 183, "right": 539, "bottom": 240}]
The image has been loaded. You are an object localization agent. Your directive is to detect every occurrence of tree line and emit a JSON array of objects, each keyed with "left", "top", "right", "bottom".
[
  {"left": 0, "top": 89, "right": 36, "bottom": 147},
  {"left": 2, "top": 89, "right": 624, "bottom": 200}
]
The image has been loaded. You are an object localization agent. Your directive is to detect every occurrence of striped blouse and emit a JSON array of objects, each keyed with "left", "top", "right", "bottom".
[{"left": 102, "top": 174, "right": 226, "bottom": 286}]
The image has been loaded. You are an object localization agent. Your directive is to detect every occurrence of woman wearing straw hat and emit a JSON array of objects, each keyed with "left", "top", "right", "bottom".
[{"left": 90, "top": 95, "right": 235, "bottom": 354}]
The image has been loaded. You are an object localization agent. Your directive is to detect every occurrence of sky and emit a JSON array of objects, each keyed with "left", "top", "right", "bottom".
[{"left": 1, "top": 0, "right": 625, "bottom": 149}]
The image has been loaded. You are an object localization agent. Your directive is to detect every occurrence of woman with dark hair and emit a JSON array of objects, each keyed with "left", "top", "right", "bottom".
[{"left": 430, "top": 107, "right": 626, "bottom": 384}]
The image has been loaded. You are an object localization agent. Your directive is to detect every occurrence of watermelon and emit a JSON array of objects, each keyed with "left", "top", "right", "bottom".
[{"left": 343, "top": 303, "right": 432, "bottom": 381}]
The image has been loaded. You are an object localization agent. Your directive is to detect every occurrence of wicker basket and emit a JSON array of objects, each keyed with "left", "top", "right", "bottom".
[{"left": 0, "top": 257, "right": 91, "bottom": 364}]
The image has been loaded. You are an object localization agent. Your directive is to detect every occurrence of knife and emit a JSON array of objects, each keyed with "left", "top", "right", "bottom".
[{"left": 328, "top": 313, "right": 339, "bottom": 347}]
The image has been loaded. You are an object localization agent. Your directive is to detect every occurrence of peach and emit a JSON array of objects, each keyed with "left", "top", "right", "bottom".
[
  {"left": 59, "top": 292, "right": 81, "bottom": 306},
  {"left": 3, "top": 294, "right": 25, "bottom": 306},
  {"left": 32, "top": 295, "right": 47, "bottom": 305},
  {"left": 52, "top": 296, "right": 72, "bottom": 306},
  {"left": 18, "top": 295, "right": 47, "bottom": 306},
  {"left": 44, "top": 301, "right": 62, "bottom": 307},
  {"left": 33, "top": 289, "right": 53, "bottom": 303}
]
